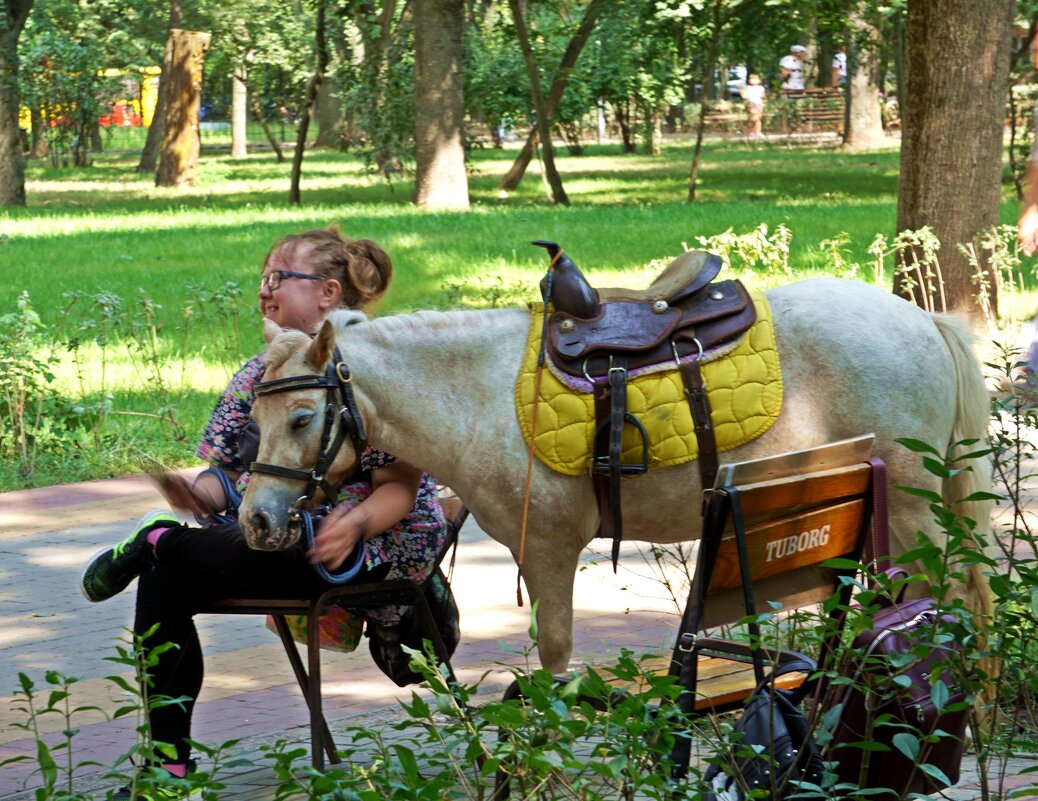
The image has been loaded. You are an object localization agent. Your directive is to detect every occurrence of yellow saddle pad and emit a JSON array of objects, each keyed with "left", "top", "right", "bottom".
[{"left": 515, "top": 293, "right": 783, "bottom": 476}]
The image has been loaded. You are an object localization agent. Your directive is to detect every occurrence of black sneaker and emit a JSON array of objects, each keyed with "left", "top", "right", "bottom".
[{"left": 80, "top": 510, "right": 179, "bottom": 602}]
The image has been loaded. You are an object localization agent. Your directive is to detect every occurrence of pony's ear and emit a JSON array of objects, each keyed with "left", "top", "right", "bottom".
[
  {"left": 306, "top": 319, "right": 336, "bottom": 368},
  {"left": 263, "top": 318, "right": 283, "bottom": 344}
]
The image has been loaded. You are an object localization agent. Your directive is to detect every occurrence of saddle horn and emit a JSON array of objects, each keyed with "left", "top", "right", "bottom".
[{"left": 533, "top": 240, "right": 599, "bottom": 319}]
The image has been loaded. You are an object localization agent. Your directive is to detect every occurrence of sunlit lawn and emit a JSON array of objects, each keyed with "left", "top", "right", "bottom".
[{"left": 0, "top": 135, "right": 1029, "bottom": 488}]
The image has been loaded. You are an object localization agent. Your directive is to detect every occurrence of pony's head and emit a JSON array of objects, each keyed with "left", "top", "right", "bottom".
[{"left": 239, "top": 312, "right": 367, "bottom": 551}]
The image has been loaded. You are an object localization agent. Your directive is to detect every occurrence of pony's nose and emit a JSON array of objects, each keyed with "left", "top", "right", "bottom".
[{"left": 246, "top": 508, "right": 281, "bottom": 550}]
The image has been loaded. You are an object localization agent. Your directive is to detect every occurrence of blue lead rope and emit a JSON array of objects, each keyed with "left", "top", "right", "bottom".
[{"left": 299, "top": 509, "right": 366, "bottom": 585}]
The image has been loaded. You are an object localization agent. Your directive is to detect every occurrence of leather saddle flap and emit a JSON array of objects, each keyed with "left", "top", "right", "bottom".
[
  {"left": 552, "top": 304, "right": 681, "bottom": 359},
  {"left": 550, "top": 279, "right": 751, "bottom": 362}
]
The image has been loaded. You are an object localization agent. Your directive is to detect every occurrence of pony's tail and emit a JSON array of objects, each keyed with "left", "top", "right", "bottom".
[{"left": 933, "top": 313, "right": 995, "bottom": 621}]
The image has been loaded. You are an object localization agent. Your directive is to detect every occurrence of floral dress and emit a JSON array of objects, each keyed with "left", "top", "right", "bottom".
[
  {"left": 195, "top": 354, "right": 266, "bottom": 501},
  {"left": 337, "top": 446, "right": 447, "bottom": 625}
]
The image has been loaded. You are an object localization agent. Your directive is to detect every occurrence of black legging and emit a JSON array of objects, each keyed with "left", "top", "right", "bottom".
[{"left": 135, "top": 522, "right": 389, "bottom": 763}]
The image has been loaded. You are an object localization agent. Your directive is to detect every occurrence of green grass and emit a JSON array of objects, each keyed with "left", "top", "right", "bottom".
[{"left": 0, "top": 137, "right": 1029, "bottom": 490}]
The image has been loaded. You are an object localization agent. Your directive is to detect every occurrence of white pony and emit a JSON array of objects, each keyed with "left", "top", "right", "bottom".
[{"left": 241, "top": 277, "right": 992, "bottom": 673}]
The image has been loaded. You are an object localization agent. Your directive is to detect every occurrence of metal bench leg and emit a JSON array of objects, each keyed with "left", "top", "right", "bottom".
[{"left": 270, "top": 614, "right": 339, "bottom": 768}]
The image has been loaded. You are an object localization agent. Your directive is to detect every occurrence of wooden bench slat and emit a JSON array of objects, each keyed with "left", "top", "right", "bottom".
[{"left": 599, "top": 654, "right": 806, "bottom": 712}]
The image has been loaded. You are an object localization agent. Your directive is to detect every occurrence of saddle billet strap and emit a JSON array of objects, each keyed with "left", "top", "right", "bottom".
[
  {"left": 679, "top": 355, "right": 719, "bottom": 491},
  {"left": 590, "top": 373, "right": 620, "bottom": 569},
  {"left": 590, "top": 359, "right": 650, "bottom": 572}
]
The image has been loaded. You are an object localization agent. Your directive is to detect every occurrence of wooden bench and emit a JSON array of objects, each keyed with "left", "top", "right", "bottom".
[
  {"left": 779, "top": 87, "right": 845, "bottom": 135},
  {"left": 493, "top": 435, "right": 879, "bottom": 795},
  {"left": 203, "top": 494, "right": 469, "bottom": 770}
]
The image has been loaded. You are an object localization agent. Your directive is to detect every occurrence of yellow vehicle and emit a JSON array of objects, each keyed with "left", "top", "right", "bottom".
[{"left": 19, "top": 66, "right": 160, "bottom": 130}]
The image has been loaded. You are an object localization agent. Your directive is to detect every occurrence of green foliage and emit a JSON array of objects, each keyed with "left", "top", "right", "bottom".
[
  {"left": 20, "top": 0, "right": 132, "bottom": 167},
  {"left": 339, "top": 5, "right": 416, "bottom": 179},
  {"left": 464, "top": 8, "right": 532, "bottom": 141},
  {"left": 0, "top": 292, "right": 84, "bottom": 477},
  {"left": 696, "top": 222, "right": 794, "bottom": 279},
  {"left": 1, "top": 626, "right": 251, "bottom": 801},
  {"left": 196, "top": 0, "right": 315, "bottom": 121}
]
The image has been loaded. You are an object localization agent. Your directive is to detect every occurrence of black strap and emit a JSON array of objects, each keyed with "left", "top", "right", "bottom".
[
  {"left": 678, "top": 354, "right": 718, "bottom": 491},
  {"left": 249, "top": 461, "right": 340, "bottom": 504},
  {"left": 729, "top": 486, "right": 766, "bottom": 685},
  {"left": 668, "top": 487, "right": 729, "bottom": 780},
  {"left": 250, "top": 347, "right": 367, "bottom": 506},
  {"left": 589, "top": 359, "right": 650, "bottom": 572},
  {"left": 866, "top": 456, "right": 890, "bottom": 565}
]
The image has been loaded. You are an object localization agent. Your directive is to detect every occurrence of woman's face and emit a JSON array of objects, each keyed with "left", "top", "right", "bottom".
[{"left": 258, "top": 242, "right": 342, "bottom": 333}]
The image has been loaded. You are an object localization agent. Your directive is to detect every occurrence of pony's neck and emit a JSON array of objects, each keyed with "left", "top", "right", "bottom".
[{"left": 345, "top": 308, "right": 528, "bottom": 489}]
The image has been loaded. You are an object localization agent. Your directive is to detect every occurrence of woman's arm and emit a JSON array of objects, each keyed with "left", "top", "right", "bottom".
[{"left": 311, "top": 460, "right": 423, "bottom": 570}]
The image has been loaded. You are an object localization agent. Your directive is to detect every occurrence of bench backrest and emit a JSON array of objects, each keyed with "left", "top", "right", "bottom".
[
  {"left": 683, "top": 436, "right": 876, "bottom": 635},
  {"left": 696, "top": 460, "right": 875, "bottom": 631}
]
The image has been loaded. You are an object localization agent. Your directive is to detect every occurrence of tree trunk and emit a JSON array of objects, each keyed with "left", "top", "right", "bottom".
[
  {"left": 0, "top": 0, "right": 32, "bottom": 207},
  {"left": 803, "top": 19, "right": 819, "bottom": 88},
  {"left": 313, "top": 70, "right": 341, "bottom": 148},
  {"left": 646, "top": 108, "right": 661, "bottom": 155},
  {"left": 29, "top": 105, "right": 47, "bottom": 158},
  {"left": 843, "top": 8, "right": 885, "bottom": 150},
  {"left": 498, "top": 127, "right": 538, "bottom": 190},
  {"left": 895, "top": 0, "right": 1012, "bottom": 323},
  {"left": 616, "top": 100, "right": 634, "bottom": 152},
  {"left": 289, "top": 0, "right": 327, "bottom": 205},
  {"left": 413, "top": 0, "right": 469, "bottom": 209},
  {"left": 155, "top": 29, "right": 211, "bottom": 187},
  {"left": 509, "top": 0, "right": 567, "bottom": 205},
  {"left": 138, "top": 0, "right": 182, "bottom": 174},
  {"left": 231, "top": 64, "right": 247, "bottom": 158},
  {"left": 249, "top": 93, "right": 284, "bottom": 161},
  {"left": 89, "top": 120, "right": 102, "bottom": 153},
  {"left": 688, "top": 4, "right": 723, "bottom": 203},
  {"left": 497, "top": 0, "right": 605, "bottom": 192}
]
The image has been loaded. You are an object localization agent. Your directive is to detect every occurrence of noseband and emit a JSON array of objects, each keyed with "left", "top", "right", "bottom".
[{"left": 249, "top": 345, "right": 367, "bottom": 513}]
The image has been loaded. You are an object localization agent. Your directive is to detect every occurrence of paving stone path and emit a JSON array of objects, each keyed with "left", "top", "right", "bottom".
[{"left": 1, "top": 473, "right": 1035, "bottom": 799}]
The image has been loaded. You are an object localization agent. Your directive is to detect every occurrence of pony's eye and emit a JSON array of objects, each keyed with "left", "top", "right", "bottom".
[{"left": 293, "top": 413, "right": 314, "bottom": 430}]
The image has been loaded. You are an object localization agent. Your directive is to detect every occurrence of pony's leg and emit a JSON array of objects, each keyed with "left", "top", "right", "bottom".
[{"left": 516, "top": 535, "right": 583, "bottom": 673}]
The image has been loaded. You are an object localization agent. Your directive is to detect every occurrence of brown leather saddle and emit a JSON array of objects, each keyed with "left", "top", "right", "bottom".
[{"left": 532, "top": 241, "right": 757, "bottom": 567}]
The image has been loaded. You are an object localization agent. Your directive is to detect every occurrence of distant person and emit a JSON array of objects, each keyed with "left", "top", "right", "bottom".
[
  {"left": 741, "top": 73, "right": 767, "bottom": 139},
  {"left": 1018, "top": 107, "right": 1038, "bottom": 258},
  {"left": 832, "top": 45, "right": 848, "bottom": 86},
  {"left": 1016, "top": 109, "right": 1038, "bottom": 381},
  {"left": 779, "top": 44, "right": 807, "bottom": 92}
]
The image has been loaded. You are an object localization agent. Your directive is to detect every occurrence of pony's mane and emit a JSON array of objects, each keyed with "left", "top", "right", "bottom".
[
  {"left": 330, "top": 307, "right": 479, "bottom": 339},
  {"left": 328, "top": 308, "right": 368, "bottom": 332},
  {"left": 262, "top": 329, "right": 313, "bottom": 372}
]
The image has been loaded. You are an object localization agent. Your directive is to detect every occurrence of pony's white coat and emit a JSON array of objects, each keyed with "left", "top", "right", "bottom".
[{"left": 242, "top": 278, "right": 992, "bottom": 672}]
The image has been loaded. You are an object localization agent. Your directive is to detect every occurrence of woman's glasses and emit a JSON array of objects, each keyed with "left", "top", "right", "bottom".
[{"left": 259, "top": 270, "right": 325, "bottom": 292}]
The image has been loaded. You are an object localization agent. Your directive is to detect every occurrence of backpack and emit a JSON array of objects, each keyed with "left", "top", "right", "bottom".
[{"left": 367, "top": 567, "right": 461, "bottom": 686}]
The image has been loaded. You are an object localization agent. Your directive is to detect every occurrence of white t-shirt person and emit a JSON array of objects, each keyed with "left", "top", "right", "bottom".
[
  {"left": 779, "top": 47, "right": 806, "bottom": 91},
  {"left": 832, "top": 50, "right": 847, "bottom": 85}
]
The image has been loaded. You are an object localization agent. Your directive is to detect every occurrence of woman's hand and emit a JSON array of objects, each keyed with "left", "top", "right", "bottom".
[
  {"left": 310, "top": 459, "right": 422, "bottom": 571},
  {"left": 152, "top": 470, "right": 225, "bottom": 519},
  {"left": 312, "top": 503, "right": 367, "bottom": 570}
]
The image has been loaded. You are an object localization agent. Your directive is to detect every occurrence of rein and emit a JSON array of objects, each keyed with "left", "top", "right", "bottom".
[{"left": 250, "top": 345, "right": 367, "bottom": 517}]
